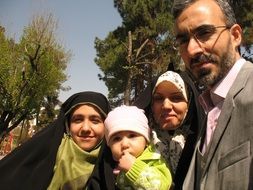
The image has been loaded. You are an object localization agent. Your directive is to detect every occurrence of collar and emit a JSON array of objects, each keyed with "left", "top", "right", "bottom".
[{"left": 199, "top": 58, "right": 246, "bottom": 112}]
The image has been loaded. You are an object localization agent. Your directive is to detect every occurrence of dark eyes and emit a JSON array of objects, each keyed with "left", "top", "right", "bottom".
[
  {"left": 153, "top": 94, "right": 185, "bottom": 103},
  {"left": 111, "top": 136, "right": 121, "bottom": 143},
  {"left": 176, "top": 27, "right": 214, "bottom": 45},
  {"left": 71, "top": 115, "right": 83, "bottom": 123},
  {"left": 194, "top": 26, "right": 216, "bottom": 41},
  {"left": 175, "top": 25, "right": 228, "bottom": 46},
  {"left": 70, "top": 115, "right": 103, "bottom": 124},
  {"left": 110, "top": 132, "right": 139, "bottom": 143}
]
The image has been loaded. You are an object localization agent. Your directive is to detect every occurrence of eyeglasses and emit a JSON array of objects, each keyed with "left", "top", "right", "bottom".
[{"left": 174, "top": 25, "right": 230, "bottom": 49}]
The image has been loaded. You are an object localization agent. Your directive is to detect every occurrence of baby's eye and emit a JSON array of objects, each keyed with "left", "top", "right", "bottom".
[
  {"left": 128, "top": 132, "right": 138, "bottom": 138},
  {"left": 111, "top": 136, "right": 121, "bottom": 143}
]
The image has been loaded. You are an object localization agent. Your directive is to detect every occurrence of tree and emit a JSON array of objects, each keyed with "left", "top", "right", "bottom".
[
  {"left": 0, "top": 14, "right": 71, "bottom": 140},
  {"left": 95, "top": 0, "right": 253, "bottom": 106},
  {"left": 95, "top": 0, "right": 178, "bottom": 105},
  {"left": 229, "top": 0, "right": 253, "bottom": 61}
]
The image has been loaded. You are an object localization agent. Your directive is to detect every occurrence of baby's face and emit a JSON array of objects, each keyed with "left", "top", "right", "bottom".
[{"left": 108, "top": 131, "right": 147, "bottom": 161}]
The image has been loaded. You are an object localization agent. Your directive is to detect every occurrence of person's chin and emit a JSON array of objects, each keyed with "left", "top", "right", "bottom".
[
  {"left": 79, "top": 143, "right": 95, "bottom": 152},
  {"left": 161, "top": 123, "right": 172, "bottom": 131},
  {"left": 78, "top": 139, "right": 96, "bottom": 150},
  {"left": 161, "top": 123, "right": 177, "bottom": 131}
]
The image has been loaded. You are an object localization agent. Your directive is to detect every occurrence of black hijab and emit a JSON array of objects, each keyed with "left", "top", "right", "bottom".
[
  {"left": 0, "top": 91, "right": 117, "bottom": 190},
  {"left": 134, "top": 71, "right": 205, "bottom": 190}
]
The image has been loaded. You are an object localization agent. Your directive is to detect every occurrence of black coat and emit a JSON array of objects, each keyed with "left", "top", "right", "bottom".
[
  {"left": 134, "top": 71, "right": 205, "bottom": 190},
  {"left": 0, "top": 91, "right": 117, "bottom": 190}
]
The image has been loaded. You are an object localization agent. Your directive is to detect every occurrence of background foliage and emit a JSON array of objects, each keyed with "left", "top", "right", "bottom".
[
  {"left": 0, "top": 14, "right": 71, "bottom": 140},
  {"left": 95, "top": 0, "right": 253, "bottom": 106},
  {"left": 1, "top": 0, "right": 252, "bottom": 142}
]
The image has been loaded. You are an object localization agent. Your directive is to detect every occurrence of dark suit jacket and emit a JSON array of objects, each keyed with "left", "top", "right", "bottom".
[{"left": 183, "top": 61, "right": 253, "bottom": 190}]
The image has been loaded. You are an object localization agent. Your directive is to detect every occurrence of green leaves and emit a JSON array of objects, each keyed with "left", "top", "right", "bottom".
[
  {"left": 0, "top": 14, "right": 71, "bottom": 138},
  {"left": 95, "top": 0, "right": 177, "bottom": 105}
]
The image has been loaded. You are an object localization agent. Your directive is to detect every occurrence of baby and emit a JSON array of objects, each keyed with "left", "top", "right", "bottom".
[{"left": 104, "top": 105, "right": 172, "bottom": 190}]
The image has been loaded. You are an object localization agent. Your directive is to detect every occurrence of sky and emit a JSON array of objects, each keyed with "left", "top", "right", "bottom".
[{"left": 0, "top": 0, "right": 122, "bottom": 102}]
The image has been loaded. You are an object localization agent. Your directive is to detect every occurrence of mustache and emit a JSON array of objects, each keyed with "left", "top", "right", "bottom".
[{"left": 190, "top": 53, "right": 216, "bottom": 66}]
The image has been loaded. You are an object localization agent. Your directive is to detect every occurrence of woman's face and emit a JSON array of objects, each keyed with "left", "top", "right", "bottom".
[
  {"left": 152, "top": 81, "right": 188, "bottom": 130},
  {"left": 69, "top": 104, "right": 105, "bottom": 151}
]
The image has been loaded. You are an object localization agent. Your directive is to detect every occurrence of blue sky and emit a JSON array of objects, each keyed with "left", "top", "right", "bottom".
[{"left": 0, "top": 0, "right": 122, "bottom": 102}]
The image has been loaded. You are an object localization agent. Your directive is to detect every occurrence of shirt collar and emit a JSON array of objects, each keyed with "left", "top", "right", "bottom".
[{"left": 199, "top": 58, "right": 246, "bottom": 112}]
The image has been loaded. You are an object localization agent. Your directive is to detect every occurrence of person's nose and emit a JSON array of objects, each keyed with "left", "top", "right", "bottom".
[
  {"left": 187, "top": 37, "right": 204, "bottom": 58},
  {"left": 162, "top": 98, "right": 173, "bottom": 109},
  {"left": 121, "top": 137, "right": 130, "bottom": 150},
  {"left": 81, "top": 120, "right": 91, "bottom": 131}
]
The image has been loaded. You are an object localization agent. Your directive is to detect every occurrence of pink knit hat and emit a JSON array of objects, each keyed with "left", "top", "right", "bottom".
[{"left": 104, "top": 105, "right": 150, "bottom": 144}]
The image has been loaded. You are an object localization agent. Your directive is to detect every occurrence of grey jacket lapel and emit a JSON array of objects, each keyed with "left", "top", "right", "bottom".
[{"left": 202, "top": 61, "right": 253, "bottom": 176}]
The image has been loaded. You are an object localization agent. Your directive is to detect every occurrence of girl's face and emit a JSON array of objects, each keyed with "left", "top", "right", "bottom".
[
  {"left": 108, "top": 131, "right": 147, "bottom": 161},
  {"left": 69, "top": 104, "right": 105, "bottom": 152},
  {"left": 152, "top": 81, "right": 188, "bottom": 130}
]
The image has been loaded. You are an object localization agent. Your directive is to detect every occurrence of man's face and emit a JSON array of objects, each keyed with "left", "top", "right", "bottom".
[{"left": 174, "top": 0, "right": 241, "bottom": 88}]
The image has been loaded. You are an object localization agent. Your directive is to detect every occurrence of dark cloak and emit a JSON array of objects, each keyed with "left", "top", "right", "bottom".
[
  {"left": 0, "top": 91, "right": 117, "bottom": 190},
  {"left": 134, "top": 71, "right": 205, "bottom": 190}
]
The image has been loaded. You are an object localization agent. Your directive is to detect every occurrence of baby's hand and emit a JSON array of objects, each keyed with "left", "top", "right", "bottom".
[{"left": 118, "top": 151, "right": 136, "bottom": 172}]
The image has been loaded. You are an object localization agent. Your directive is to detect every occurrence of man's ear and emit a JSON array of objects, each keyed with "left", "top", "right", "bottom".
[{"left": 230, "top": 24, "right": 242, "bottom": 49}]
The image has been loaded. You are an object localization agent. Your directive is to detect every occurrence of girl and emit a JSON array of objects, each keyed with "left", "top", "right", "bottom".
[{"left": 0, "top": 91, "right": 116, "bottom": 190}]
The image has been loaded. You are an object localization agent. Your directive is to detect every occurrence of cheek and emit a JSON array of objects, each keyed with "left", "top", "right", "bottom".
[
  {"left": 93, "top": 125, "right": 105, "bottom": 138},
  {"left": 176, "top": 103, "right": 188, "bottom": 118},
  {"left": 152, "top": 104, "right": 161, "bottom": 121},
  {"left": 69, "top": 123, "right": 81, "bottom": 135},
  {"left": 134, "top": 142, "right": 146, "bottom": 157},
  {"left": 110, "top": 144, "right": 121, "bottom": 161}
]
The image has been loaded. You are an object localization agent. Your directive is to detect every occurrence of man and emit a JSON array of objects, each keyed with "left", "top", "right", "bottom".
[{"left": 172, "top": 0, "right": 253, "bottom": 189}]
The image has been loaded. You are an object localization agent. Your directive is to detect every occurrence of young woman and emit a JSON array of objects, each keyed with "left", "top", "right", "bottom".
[{"left": 0, "top": 91, "right": 116, "bottom": 190}]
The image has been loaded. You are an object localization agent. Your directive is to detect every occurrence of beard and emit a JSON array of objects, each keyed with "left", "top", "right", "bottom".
[{"left": 191, "top": 41, "right": 235, "bottom": 88}]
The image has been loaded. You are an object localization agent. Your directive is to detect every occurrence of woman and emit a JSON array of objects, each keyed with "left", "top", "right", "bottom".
[
  {"left": 134, "top": 70, "right": 205, "bottom": 189},
  {"left": 0, "top": 91, "right": 116, "bottom": 190}
]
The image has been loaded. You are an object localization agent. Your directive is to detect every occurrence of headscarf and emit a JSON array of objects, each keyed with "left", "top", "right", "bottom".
[
  {"left": 134, "top": 70, "right": 205, "bottom": 189},
  {"left": 0, "top": 91, "right": 116, "bottom": 190},
  {"left": 153, "top": 71, "right": 188, "bottom": 102}
]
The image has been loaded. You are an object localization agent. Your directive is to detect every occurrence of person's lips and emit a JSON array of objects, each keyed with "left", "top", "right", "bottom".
[
  {"left": 161, "top": 113, "right": 176, "bottom": 121},
  {"left": 192, "top": 61, "right": 212, "bottom": 70},
  {"left": 190, "top": 54, "right": 214, "bottom": 69},
  {"left": 79, "top": 135, "right": 94, "bottom": 140}
]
